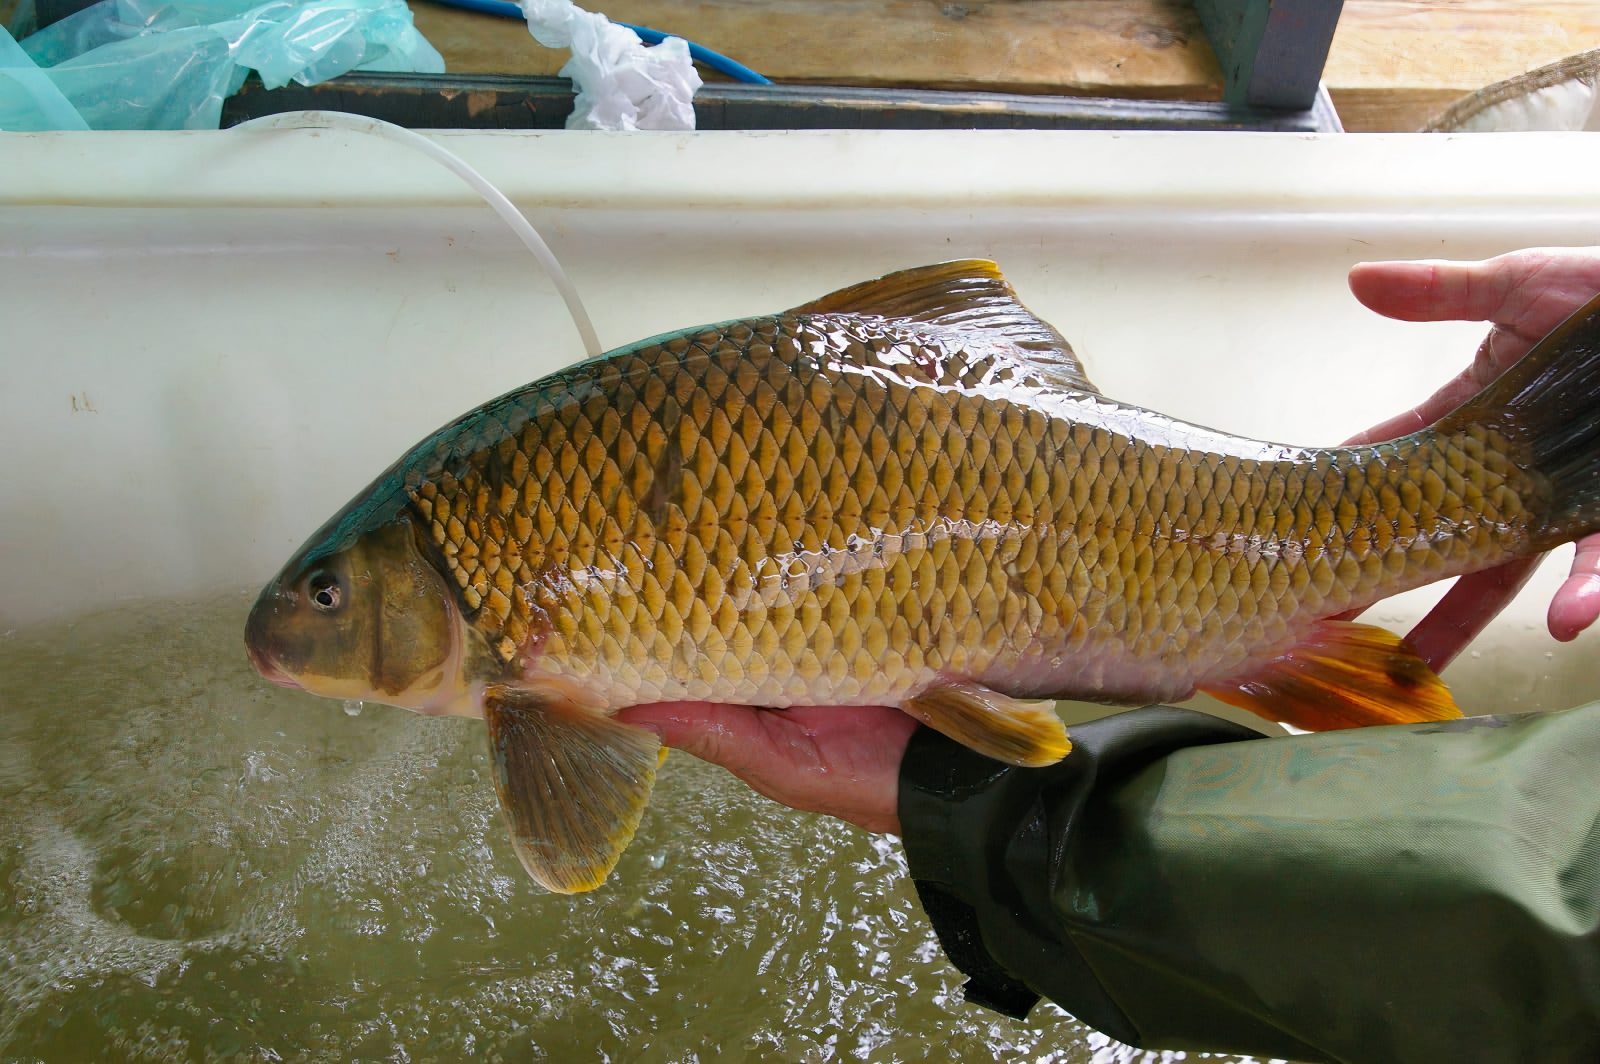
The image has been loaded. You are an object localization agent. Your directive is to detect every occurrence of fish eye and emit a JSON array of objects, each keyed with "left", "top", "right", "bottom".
[{"left": 307, "top": 571, "right": 343, "bottom": 613}]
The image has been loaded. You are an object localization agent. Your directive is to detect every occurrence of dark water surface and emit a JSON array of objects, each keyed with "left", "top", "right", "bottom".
[{"left": 0, "top": 595, "right": 1258, "bottom": 1062}]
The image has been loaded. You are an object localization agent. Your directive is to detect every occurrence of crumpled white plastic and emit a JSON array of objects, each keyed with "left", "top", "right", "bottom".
[
  {"left": 1450, "top": 76, "right": 1600, "bottom": 132},
  {"left": 519, "top": 0, "right": 700, "bottom": 131}
]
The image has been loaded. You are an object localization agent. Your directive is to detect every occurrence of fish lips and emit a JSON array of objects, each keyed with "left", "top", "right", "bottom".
[{"left": 244, "top": 583, "right": 302, "bottom": 690}]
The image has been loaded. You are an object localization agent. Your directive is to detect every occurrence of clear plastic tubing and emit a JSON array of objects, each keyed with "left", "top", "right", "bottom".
[{"left": 230, "top": 110, "right": 603, "bottom": 361}]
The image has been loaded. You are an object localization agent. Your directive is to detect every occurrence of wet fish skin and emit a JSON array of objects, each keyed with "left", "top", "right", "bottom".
[{"left": 244, "top": 260, "right": 1600, "bottom": 892}]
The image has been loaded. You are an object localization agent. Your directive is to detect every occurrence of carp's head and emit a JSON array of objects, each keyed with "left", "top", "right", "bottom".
[{"left": 245, "top": 509, "right": 471, "bottom": 716}]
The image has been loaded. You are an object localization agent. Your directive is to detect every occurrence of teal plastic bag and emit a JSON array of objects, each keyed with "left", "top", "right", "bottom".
[
  {"left": 39, "top": 27, "right": 243, "bottom": 129},
  {"left": 3, "top": 0, "right": 443, "bottom": 130},
  {"left": 0, "top": 25, "right": 89, "bottom": 129},
  {"left": 220, "top": 0, "right": 444, "bottom": 89}
]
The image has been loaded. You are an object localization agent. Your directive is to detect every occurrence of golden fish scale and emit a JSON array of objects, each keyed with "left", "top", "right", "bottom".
[{"left": 405, "top": 314, "right": 1543, "bottom": 707}]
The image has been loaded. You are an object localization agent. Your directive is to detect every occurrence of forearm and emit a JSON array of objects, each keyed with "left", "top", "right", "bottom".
[{"left": 899, "top": 704, "right": 1600, "bottom": 1063}]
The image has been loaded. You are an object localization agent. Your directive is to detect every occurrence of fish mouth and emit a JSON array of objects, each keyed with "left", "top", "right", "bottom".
[
  {"left": 245, "top": 636, "right": 300, "bottom": 689},
  {"left": 244, "top": 590, "right": 301, "bottom": 690}
]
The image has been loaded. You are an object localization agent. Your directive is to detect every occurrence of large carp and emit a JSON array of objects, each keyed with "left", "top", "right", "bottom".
[{"left": 245, "top": 261, "right": 1600, "bottom": 892}]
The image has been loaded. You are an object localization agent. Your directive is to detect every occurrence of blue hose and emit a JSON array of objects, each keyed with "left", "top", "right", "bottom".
[{"left": 425, "top": 0, "right": 771, "bottom": 85}]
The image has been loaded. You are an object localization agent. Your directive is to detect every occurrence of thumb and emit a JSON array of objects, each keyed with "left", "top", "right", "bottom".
[{"left": 1349, "top": 259, "right": 1477, "bottom": 323}]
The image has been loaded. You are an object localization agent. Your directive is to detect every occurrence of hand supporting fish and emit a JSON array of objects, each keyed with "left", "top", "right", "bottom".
[
  {"left": 1343, "top": 248, "right": 1600, "bottom": 659},
  {"left": 246, "top": 255, "right": 1600, "bottom": 891}
]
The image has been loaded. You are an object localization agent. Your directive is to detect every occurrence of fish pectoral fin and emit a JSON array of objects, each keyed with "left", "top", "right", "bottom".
[
  {"left": 1200, "top": 620, "right": 1462, "bottom": 732},
  {"left": 902, "top": 681, "right": 1071, "bottom": 767},
  {"left": 483, "top": 687, "right": 662, "bottom": 894},
  {"left": 790, "top": 260, "right": 1099, "bottom": 394}
]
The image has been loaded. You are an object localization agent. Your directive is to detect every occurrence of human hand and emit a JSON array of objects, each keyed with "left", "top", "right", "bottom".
[
  {"left": 615, "top": 701, "right": 917, "bottom": 834},
  {"left": 1345, "top": 248, "right": 1600, "bottom": 667}
]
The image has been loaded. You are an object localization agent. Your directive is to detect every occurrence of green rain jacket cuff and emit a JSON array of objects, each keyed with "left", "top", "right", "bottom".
[
  {"left": 897, "top": 707, "right": 1259, "bottom": 1030},
  {"left": 897, "top": 703, "right": 1600, "bottom": 1064}
]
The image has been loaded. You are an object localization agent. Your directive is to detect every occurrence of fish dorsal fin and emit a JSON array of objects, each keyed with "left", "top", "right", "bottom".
[{"left": 791, "top": 260, "right": 1099, "bottom": 393}]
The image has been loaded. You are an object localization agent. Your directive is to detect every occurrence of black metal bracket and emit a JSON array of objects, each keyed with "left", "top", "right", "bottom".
[
  {"left": 1196, "top": 0, "right": 1346, "bottom": 111},
  {"left": 224, "top": 72, "right": 1343, "bottom": 133}
]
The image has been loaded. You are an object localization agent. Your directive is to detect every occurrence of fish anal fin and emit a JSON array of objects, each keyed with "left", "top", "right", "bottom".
[
  {"left": 1201, "top": 620, "right": 1462, "bottom": 732},
  {"left": 903, "top": 680, "right": 1071, "bottom": 767},
  {"left": 791, "top": 260, "right": 1098, "bottom": 394},
  {"left": 483, "top": 686, "right": 662, "bottom": 894}
]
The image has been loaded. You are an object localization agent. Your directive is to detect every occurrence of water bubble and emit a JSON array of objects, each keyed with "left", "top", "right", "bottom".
[{"left": 342, "top": 699, "right": 364, "bottom": 717}]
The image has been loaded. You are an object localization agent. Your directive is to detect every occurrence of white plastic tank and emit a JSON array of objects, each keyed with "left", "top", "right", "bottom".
[{"left": 3, "top": 129, "right": 1600, "bottom": 1059}]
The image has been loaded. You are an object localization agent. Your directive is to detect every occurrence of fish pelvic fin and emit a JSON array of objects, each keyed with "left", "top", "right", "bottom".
[
  {"left": 1201, "top": 620, "right": 1461, "bottom": 732},
  {"left": 483, "top": 686, "right": 662, "bottom": 894},
  {"left": 903, "top": 680, "right": 1072, "bottom": 766},
  {"left": 1432, "top": 287, "right": 1600, "bottom": 550},
  {"left": 790, "top": 260, "right": 1099, "bottom": 393}
]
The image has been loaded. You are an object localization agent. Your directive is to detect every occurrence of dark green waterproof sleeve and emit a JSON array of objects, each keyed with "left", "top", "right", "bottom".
[{"left": 898, "top": 704, "right": 1600, "bottom": 1064}]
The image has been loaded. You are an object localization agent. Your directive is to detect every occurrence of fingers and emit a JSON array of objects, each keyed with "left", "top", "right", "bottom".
[
  {"left": 1340, "top": 333, "right": 1503, "bottom": 446},
  {"left": 1401, "top": 537, "right": 1600, "bottom": 663},
  {"left": 615, "top": 701, "right": 781, "bottom": 778},
  {"left": 1342, "top": 258, "right": 1511, "bottom": 447},
  {"left": 614, "top": 701, "right": 914, "bottom": 835},
  {"left": 1549, "top": 538, "right": 1600, "bottom": 642},
  {"left": 1348, "top": 259, "right": 1490, "bottom": 324},
  {"left": 1349, "top": 249, "right": 1600, "bottom": 333},
  {"left": 1402, "top": 557, "right": 1542, "bottom": 672},
  {"left": 1345, "top": 249, "right": 1600, "bottom": 446},
  {"left": 1349, "top": 249, "right": 1600, "bottom": 653},
  {"left": 1342, "top": 406, "right": 1443, "bottom": 447}
]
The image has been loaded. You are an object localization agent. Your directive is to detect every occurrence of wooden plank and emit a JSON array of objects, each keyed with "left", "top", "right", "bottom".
[
  {"left": 410, "top": 0, "right": 1226, "bottom": 98},
  {"left": 1329, "top": 1, "right": 1600, "bottom": 91},
  {"left": 1328, "top": 88, "right": 1465, "bottom": 134},
  {"left": 1327, "top": 0, "right": 1600, "bottom": 129}
]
